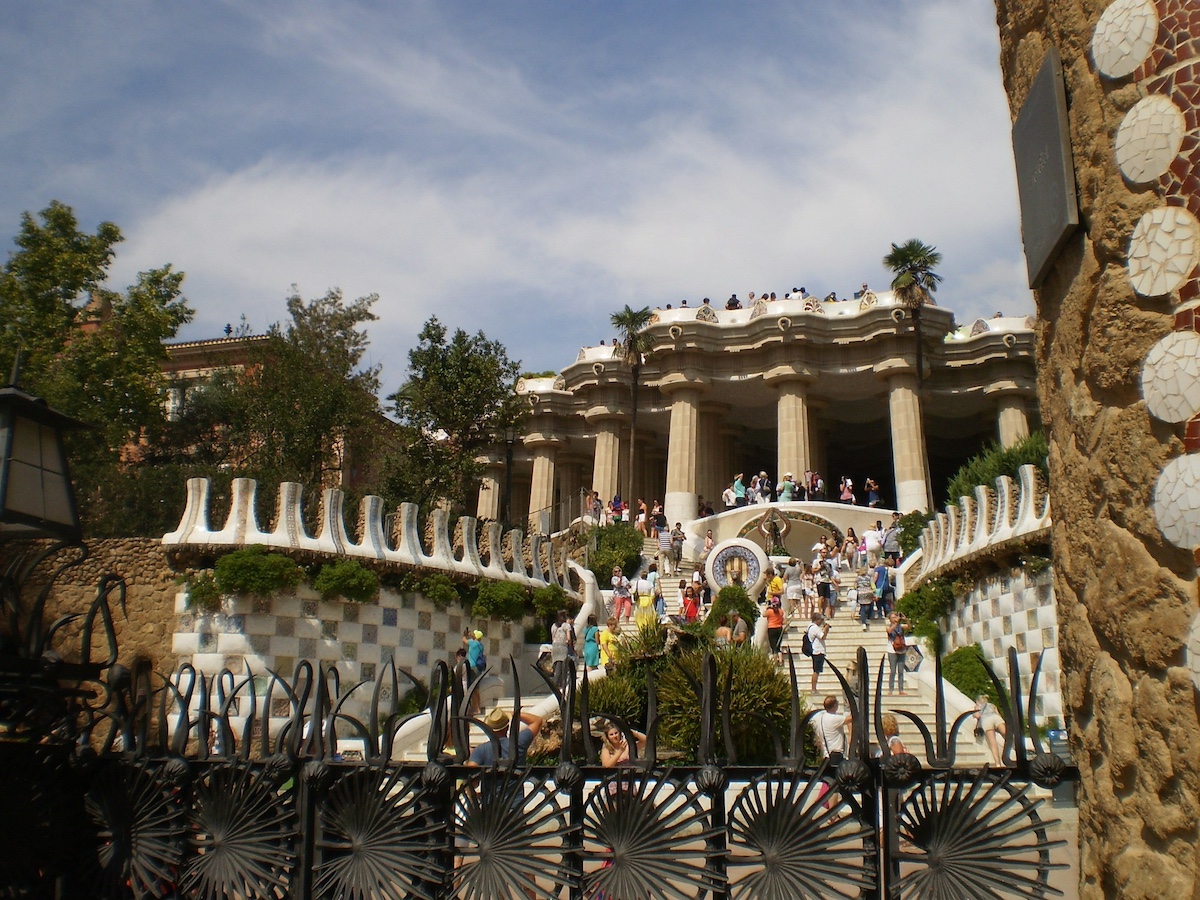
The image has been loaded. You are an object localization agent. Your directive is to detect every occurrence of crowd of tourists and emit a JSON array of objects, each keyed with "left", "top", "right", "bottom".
[{"left": 721, "top": 470, "right": 883, "bottom": 508}]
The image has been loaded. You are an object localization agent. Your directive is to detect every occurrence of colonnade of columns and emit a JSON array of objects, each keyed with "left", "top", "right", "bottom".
[{"left": 480, "top": 375, "right": 1033, "bottom": 525}]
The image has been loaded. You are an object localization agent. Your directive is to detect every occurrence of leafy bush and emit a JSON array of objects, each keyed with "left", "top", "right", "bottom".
[
  {"left": 656, "top": 649, "right": 797, "bottom": 764},
  {"left": 312, "top": 559, "right": 379, "bottom": 603},
  {"left": 706, "top": 584, "right": 758, "bottom": 631},
  {"left": 418, "top": 573, "right": 464, "bottom": 609},
  {"left": 578, "top": 668, "right": 647, "bottom": 728},
  {"left": 896, "top": 577, "right": 954, "bottom": 647},
  {"left": 472, "top": 580, "right": 530, "bottom": 621},
  {"left": 587, "top": 524, "right": 644, "bottom": 585},
  {"left": 184, "top": 571, "right": 221, "bottom": 613},
  {"left": 944, "top": 430, "right": 1049, "bottom": 507},
  {"left": 214, "top": 546, "right": 303, "bottom": 597},
  {"left": 942, "top": 644, "right": 1004, "bottom": 707},
  {"left": 394, "top": 678, "right": 430, "bottom": 717},
  {"left": 532, "top": 583, "right": 570, "bottom": 619},
  {"left": 525, "top": 622, "right": 550, "bottom": 644},
  {"left": 897, "top": 510, "right": 935, "bottom": 556}
]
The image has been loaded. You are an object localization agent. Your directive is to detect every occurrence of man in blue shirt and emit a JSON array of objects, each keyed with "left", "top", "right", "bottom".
[{"left": 467, "top": 708, "right": 545, "bottom": 767}]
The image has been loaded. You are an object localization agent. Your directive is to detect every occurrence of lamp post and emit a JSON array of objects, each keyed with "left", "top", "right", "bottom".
[
  {"left": 0, "top": 382, "right": 87, "bottom": 543},
  {"left": 502, "top": 425, "right": 516, "bottom": 531}
]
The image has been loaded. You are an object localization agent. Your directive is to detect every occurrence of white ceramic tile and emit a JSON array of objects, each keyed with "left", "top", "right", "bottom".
[
  {"left": 1092, "top": 0, "right": 1159, "bottom": 79},
  {"left": 1142, "top": 331, "right": 1200, "bottom": 422},
  {"left": 1116, "top": 95, "right": 1184, "bottom": 183},
  {"left": 1128, "top": 207, "right": 1200, "bottom": 297}
]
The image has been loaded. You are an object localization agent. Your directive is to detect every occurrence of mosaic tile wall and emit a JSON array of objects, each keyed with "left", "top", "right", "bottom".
[
  {"left": 172, "top": 587, "right": 533, "bottom": 724},
  {"left": 941, "top": 566, "right": 1064, "bottom": 727},
  {"left": 1094, "top": 0, "right": 1200, "bottom": 691}
]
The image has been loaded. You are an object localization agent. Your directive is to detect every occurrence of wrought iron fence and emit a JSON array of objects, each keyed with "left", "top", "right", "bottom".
[{"left": 1, "top": 543, "right": 1076, "bottom": 899}]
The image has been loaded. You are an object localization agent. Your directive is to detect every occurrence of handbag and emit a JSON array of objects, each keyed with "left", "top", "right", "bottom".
[{"left": 891, "top": 631, "right": 906, "bottom": 653}]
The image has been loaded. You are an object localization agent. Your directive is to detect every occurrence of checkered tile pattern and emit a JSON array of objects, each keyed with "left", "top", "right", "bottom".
[
  {"left": 943, "top": 567, "right": 1064, "bottom": 726},
  {"left": 173, "top": 588, "right": 528, "bottom": 726}
]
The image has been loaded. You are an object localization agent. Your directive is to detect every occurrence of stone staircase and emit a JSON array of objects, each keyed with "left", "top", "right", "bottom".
[{"left": 779, "top": 579, "right": 993, "bottom": 767}]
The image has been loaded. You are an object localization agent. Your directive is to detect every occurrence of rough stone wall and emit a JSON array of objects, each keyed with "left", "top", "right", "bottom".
[
  {"left": 995, "top": 2, "right": 1200, "bottom": 897},
  {"left": 1, "top": 539, "right": 181, "bottom": 674}
]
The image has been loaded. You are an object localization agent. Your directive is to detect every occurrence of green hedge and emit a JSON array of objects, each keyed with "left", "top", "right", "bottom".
[
  {"left": 895, "top": 576, "right": 954, "bottom": 647},
  {"left": 587, "top": 524, "right": 644, "bottom": 584},
  {"left": 312, "top": 559, "right": 379, "bottom": 603},
  {"left": 942, "top": 644, "right": 1004, "bottom": 707},
  {"left": 472, "top": 580, "right": 530, "bottom": 621},
  {"left": 944, "top": 430, "right": 1048, "bottom": 507},
  {"left": 214, "top": 546, "right": 304, "bottom": 597},
  {"left": 706, "top": 584, "right": 758, "bottom": 631}
]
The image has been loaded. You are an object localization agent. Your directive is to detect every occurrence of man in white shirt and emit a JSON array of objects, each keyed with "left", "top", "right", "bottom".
[{"left": 817, "top": 694, "right": 849, "bottom": 763}]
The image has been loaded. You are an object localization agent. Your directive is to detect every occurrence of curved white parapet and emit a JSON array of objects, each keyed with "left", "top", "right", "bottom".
[
  {"left": 911, "top": 464, "right": 1052, "bottom": 588},
  {"left": 162, "top": 477, "right": 579, "bottom": 600}
]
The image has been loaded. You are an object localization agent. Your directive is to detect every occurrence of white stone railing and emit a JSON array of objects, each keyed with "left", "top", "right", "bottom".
[
  {"left": 908, "top": 464, "right": 1051, "bottom": 586},
  {"left": 163, "top": 477, "right": 582, "bottom": 597}
]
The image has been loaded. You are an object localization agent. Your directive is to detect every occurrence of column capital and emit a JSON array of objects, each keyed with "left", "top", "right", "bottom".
[
  {"left": 583, "top": 405, "right": 628, "bottom": 424},
  {"left": 982, "top": 379, "right": 1036, "bottom": 398},
  {"left": 763, "top": 365, "right": 816, "bottom": 386},
  {"left": 522, "top": 432, "right": 562, "bottom": 450},
  {"left": 655, "top": 373, "right": 709, "bottom": 397},
  {"left": 874, "top": 357, "right": 918, "bottom": 379}
]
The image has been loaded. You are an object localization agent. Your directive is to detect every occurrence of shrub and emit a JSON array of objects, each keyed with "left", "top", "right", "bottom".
[
  {"left": 525, "top": 622, "right": 550, "bottom": 644},
  {"left": 896, "top": 577, "right": 954, "bottom": 647},
  {"left": 944, "top": 430, "right": 1049, "bottom": 507},
  {"left": 578, "top": 668, "right": 646, "bottom": 729},
  {"left": 706, "top": 584, "right": 758, "bottom": 631},
  {"left": 942, "top": 644, "right": 1005, "bottom": 707},
  {"left": 184, "top": 571, "right": 221, "bottom": 613},
  {"left": 897, "top": 510, "right": 935, "bottom": 556},
  {"left": 418, "top": 573, "right": 464, "bottom": 609},
  {"left": 473, "top": 580, "right": 530, "bottom": 621},
  {"left": 656, "top": 649, "right": 797, "bottom": 764},
  {"left": 312, "top": 559, "right": 379, "bottom": 603},
  {"left": 214, "top": 546, "right": 303, "bottom": 597},
  {"left": 532, "top": 583, "right": 570, "bottom": 619},
  {"left": 587, "top": 524, "right": 644, "bottom": 584}
]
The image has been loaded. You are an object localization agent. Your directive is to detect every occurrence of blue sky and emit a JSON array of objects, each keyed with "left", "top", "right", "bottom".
[{"left": 1, "top": 1, "right": 1032, "bottom": 396}]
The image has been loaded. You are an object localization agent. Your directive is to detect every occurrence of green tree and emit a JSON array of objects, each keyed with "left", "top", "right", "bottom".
[
  {"left": 882, "top": 239, "right": 942, "bottom": 387},
  {"left": 386, "top": 317, "right": 524, "bottom": 516},
  {"left": 610, "top": 305, "right": 653, "bottom": 503},
  {"left": 222, "top": 289, "right": 383, "bottom": 492},
  {"left": 0, "top": 201, "right": 193, "bottom": 534}
]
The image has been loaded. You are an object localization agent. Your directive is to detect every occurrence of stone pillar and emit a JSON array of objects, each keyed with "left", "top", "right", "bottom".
[
  {"left": 476, "top": 464, "right": 503, "bottom": 521},
  {"left": 526, "top": 439, "right": 558, "bottom": 534},
  {"left": 887, "top": 371, "right": 931, "bottom": 512},
  {"left": 663, "top": 385, "right": 702, "bottom": 526},
  {"left": 775, "top": 379, "right": 812, "bottom": 482},
  {"left": 698, "top": 404, "right": 726, "bottom": 505},
  {"left": 591, "top": 418, "right": 622, "bottom": 505},
  {"left": 997, "top": 394, "right": 1031, "bottom": 448},
  {"left": 557, "top": 458, "right": 584, "bottom": 520}
]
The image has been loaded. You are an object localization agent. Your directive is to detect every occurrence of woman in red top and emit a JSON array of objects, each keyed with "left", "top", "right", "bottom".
[{"left": 681, "top": 586, "right": 700, "bottom": 623}]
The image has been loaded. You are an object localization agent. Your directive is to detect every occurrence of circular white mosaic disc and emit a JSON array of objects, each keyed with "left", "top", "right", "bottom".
[
  {"left": 1115, "top": 95, "right": 1185, "bottom": 184},
  {"left": 1092, "top": 0, "right": 1159, "bottom": 80},
  {"left": 1128, "top": 207, "right": 1200, "bottom": 298},
  {"left": 1188, "top": 609, "right": 1200, "bottom": 693},
  {"left": 1154, "top": 455, "right": 1200, "bottom": 549},
  {"left": 1142, "top": 331, "right": 1200, "bottom": 423}
]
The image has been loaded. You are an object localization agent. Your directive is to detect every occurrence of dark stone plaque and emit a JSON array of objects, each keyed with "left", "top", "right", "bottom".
[{"left": 1012, "top": 48, "right": 1080, "bottom": 289}]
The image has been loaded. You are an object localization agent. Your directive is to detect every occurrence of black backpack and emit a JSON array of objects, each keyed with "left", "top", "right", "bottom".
[{"left": 801, "top": 630, "right": 814, "bottom": 657}]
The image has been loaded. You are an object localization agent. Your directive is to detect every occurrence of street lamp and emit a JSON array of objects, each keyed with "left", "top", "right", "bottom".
[
  {"left": 503, "top": 425, "right": 517, "bottom": 531},
  {"left": 0, "top": 382, "right": 87, "bottom": 544}
]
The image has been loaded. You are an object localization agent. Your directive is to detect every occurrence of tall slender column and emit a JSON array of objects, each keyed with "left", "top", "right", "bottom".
[
  {"left": 887, "top": 372, "right": 931, "bottom": 511},
  {"left": 663, "top": 386, "right": 701, "bottom": 526},
  {"left": 476, "top": 463, "right": 503, "bottom": 520},
  {"left": 526, "top": 440, "right": 558, "bottom": 534},
  {"left": 775, "top": 379, "right": 812, "bottom": 482},
  {"left": 997, "top": 394, "right": 1031, "bottom": 448},
  {"left": 591, "top": 418, "right": 622, "bottom": 504}
]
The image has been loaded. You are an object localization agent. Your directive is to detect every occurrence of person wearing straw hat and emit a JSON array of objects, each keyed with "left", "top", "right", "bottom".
[{"left": 466, "top": 708, "right": 544, "bottom": 767}]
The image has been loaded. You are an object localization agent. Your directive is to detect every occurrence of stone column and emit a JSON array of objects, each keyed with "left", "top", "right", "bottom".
[
  {"left": 662, "top": 383, "right": 703, "bottom": 526},
  {"left": 590, "top": 418, "right": 622, "bottom": 505},
  {"left": 557, "top": 458, "right": 584, "bottom": 521},
  {"left": 996, "top": 394, "right": 1031, "bottom": 448},
  {"left": 774, "top": 379, "right": 812, "bottom": 482},
  {"left": 886, "top": 371, "right": 931, "bottom": 512},
  {"left": 698, "top": 404, "right": 726, "bottom": 505},
  {"left": 526, "top": 439, "right": 558, "bottom": 534},
  {"left": 476, "top": 463, "right": 503, "bottom": 521}
]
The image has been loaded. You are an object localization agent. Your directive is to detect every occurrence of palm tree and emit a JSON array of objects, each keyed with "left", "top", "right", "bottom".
[
  {"left": 610, "top": 305, "right": 653, "bottom": 505},
  {"left": 883, "top": 239, "right": 942, "bottom": 386}
]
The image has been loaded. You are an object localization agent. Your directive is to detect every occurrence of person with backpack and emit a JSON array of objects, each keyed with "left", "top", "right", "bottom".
[
  {"left": 806, "top": 613, "right": 830, "bottom": 693},
  {"left": 886, "top": 613, "right": 910, "bottom": 695}
]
